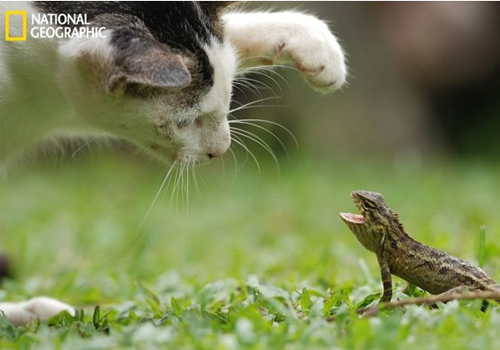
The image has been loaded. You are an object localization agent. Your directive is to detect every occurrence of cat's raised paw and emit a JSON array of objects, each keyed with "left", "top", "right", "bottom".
[
  {"left": 224, "top": 11, "right": 347, "bottom": 93},
  {"left": 277, "top": 15, "right": 347, "bottom": 93}
]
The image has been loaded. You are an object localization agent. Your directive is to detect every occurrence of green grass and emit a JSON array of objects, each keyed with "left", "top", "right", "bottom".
[{"left": 1, "top": 154, "right": 500, "bottom": 349}]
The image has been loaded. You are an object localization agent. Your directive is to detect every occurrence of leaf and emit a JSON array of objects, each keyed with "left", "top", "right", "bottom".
[
  {"left": 478, "top": 225, "right": 486, "bottom": 268},
  {"left": 48, "top": 310, "right": 75, "bottom": 327},
  {"left": 137, "top": 282, "right": 162, "bottom": 313},
  {"left": 92, "top": 305, "right": 101, "bottom": 329},
  {"left": 299, "top": 288, "right": 313, "bottom": 311},
  {"left": 355, "top": 293, "right": 380, "bottom": 309},
  {"left": 0, "top": 313, "right": 19, "bottom": 341},
  {"left": 171, "top": 297, "right": 184, "bottom": 318}
]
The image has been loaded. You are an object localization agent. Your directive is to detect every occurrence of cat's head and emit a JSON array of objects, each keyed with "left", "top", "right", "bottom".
[{"left": 51, "top": 2, "right": 239, "bottom": 165}]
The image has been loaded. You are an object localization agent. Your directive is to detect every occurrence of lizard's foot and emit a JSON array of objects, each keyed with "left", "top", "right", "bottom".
[
  {"left": 437, "top": 286, "right": 479, "bottom": 296},
  {"left": 436, "top": 286, "right": 493, "bottom": 311},
  {"left": 0, "top": 297, "right": 74, "bottom": 326}
]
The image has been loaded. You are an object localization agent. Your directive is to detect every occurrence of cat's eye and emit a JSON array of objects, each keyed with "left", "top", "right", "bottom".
[{"left": 176, "top": 119, "right": 191, "bottom": 128}]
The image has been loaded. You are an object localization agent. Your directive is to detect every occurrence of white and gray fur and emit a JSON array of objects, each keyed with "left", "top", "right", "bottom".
[
  {"left": 0, "top": 1, "right": 346, "bottom": 325},
  {"left": 1, "top": 2, "right": 242, "bottom": 166}
]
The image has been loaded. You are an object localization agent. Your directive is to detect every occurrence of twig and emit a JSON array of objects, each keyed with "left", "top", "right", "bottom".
[{"left": 357, "top": 290, "right": 500, "bottom": 317}]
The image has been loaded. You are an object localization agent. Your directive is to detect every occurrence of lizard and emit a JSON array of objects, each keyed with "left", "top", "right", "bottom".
[{"left": 339, "top": 190, "right": 500, "bottom": 303}]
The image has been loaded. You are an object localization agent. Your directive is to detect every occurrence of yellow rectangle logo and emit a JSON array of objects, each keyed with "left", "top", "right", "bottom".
[{"left": 5, "top": 10, "right": 27, "bottom": 41}]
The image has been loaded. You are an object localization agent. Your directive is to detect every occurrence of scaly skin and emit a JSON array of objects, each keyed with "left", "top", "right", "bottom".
[{"left": 340, "top": 190, "right": 500, "bottom": 302}]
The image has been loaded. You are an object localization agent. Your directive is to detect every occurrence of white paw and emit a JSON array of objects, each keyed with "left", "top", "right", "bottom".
[
  {"left": 0, "top": 297, "right": 74, "bottom": 326},
  {"left": 273, "top": 13, "right": 347, "bottom": 92}
]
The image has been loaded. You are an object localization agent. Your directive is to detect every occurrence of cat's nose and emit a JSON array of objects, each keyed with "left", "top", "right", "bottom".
[
  {"left": 205, "top": 125, "right": 231, "bottom": 160},
  {"left": 207, "top": 141, "right": 230, "bottom": 159},
  {"left": 207, "top": 150, "right": 224, "bottom": 159}
]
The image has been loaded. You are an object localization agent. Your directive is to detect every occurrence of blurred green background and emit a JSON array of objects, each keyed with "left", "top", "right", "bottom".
[
  {"left": 1, "top": 0, "right": 500, "bottom": 289},
  {"left": 1, "top": 2, "right": 500, "bottom": 348},
  {"left": 240, "top": 2, "right": 500, "bottom": 158}
]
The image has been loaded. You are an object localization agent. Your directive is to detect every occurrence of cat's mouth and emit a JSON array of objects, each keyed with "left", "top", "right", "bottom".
[
  {"left": 145, "top": 142, "right": 209, "bottom": 165},
  {"left": 141, "top": 142, "right": 177, "bottom": 163},
  {"left": 149, "top": 142, "right": 166, "bottom": 153}
]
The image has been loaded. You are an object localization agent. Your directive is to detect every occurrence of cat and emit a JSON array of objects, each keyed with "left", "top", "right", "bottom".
[{"left": 0, "top": 2, "right": 346, "bottom": 325}]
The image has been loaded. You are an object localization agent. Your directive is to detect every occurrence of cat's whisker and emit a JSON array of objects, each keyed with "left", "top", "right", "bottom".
[
  {"left": 179, "top": 163, "right": 186, "bottom": 213},
  {"left": 231, "top": 127, "right": 280, "bottom": 172},
  {"left": 233, "top": 77, "right": 263, "bottom": 92},
  {"left": 237, "top": 62, "right": 299, "bottom": 73},
  {"left": 236, "top": 56, "right": 292, "bottom": 71},
  {"left": 233, "top": 76, "right": 275, "bottom": 96},
  {"left": 237, "top": 63, "right": 298, "bottom": 89},
  {"left": 228, "top": 120, "right": 291, "bottom": 158},
  {"left": 232, "top": 82, "right": 251, "bottom": 98},
  {"left": 233, "top": 78, "right": 263, "bottom": 98},
  {"left": 185, "top": 161, "right": 191, "bottom": 210},
  {"left": 231, "top": 135, "right": 261, "bottom": 173},
  {"left": 220, "top": 150, "right": 226, "bottom": 181},
  {"left": 227, "top": 146, "right": 238, "bottom": 171},
  {"left": 230, "top": 127, "right": 277, "bottom": 157},
  {"left": 230, "top": 136, "right": 250, "bottom": 171},
  {"left": 230, "top": 127, "right": 280, "bottom": 172},
  {"left": 206, "top": 111, "right": 222, "bottom": 125},
  {"left": 191, "top": 163, "right": 197, "bottom": 198},
  {"left": 160, "top": 161, "right": 178, "bottom": 204},
  {"left": 232, "top": 104, "right": 290, "bottom": 114},
  {"left": 236, "top": 56, "right": 269, "bottom": 69},
  {"left": 185, "top": 161, "right": 191, "bottom": 212},
  {"left": 230, "top": 100, "right": 246, "bottom": 107},
  {"left": 228, "top": 96, "right": 283, "bottom": 114},
  {"left": 191, "top": 162, "right": 202, "bottom": 200},
  {"left": 146, "top": 160, "right": 178, "bottom": 221},
  {"left": 67, "top": 138, "right": 96, "bottom": 162},
  {"left": 170, "top": 164, "right": 183, "bottom": 213},
  {"left": 196, "top": 163, "right": 208, "bottom": 190},
  {"left": 229, "top": 95, "right": 278, "bottom": 110},
  {"left": 238, "top": 69, "right": 285, "bottom": 94},
  {"left": 196, "top": 163, "right": 203, "bottom": 198},
  {"left": 227, "top": 147, "right": 239, "bottom": 188},
  {"left": 229, "top": 118, "right": 299, "bottom": 148},
  {"left": 246, "top": 66, "right": 293, "bottom": 88},
  {"left": 180, "top": 162, "right": 187, "bottom": 213},
  {"left": 176, "top": 165, "right": 183, "bottom": 214},
  {"left": 122, "top": 160, "right": 177, "bottom": 254}
]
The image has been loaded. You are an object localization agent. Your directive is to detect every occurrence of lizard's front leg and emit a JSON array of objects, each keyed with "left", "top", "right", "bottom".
[
  {"left": 377, "top": 256, "right": 393, "bottom": 302},
  {"left": 223, "top": 11, "right": 347, "bottom": 92}
]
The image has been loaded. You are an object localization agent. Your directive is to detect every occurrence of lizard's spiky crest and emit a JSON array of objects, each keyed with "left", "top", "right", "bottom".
[{"left": 390, "top": 209, "right": 408, "bottom": 237}]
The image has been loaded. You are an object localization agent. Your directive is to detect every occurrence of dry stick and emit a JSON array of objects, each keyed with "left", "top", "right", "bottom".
[{"left": 357, "top": 290, "right": 500, "bottom": 318}]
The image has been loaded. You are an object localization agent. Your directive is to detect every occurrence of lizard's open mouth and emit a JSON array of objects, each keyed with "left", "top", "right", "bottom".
[{"left": 339, "top": 212, "right": 365, "bottom": 225}]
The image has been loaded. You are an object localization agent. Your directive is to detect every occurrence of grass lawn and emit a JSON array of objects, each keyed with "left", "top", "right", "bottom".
[{"left": 1, "top": 153, "right": 500, "bottom": 349}]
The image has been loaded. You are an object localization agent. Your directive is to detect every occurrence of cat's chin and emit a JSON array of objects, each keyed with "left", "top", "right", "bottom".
[{"left": 138, "top": 142, "right": 209, "bottom": 167}]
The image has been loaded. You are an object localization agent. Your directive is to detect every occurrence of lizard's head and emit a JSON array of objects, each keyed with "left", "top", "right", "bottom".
[{"left": 339, "top": 190, "right": 395, "bottom": 253}]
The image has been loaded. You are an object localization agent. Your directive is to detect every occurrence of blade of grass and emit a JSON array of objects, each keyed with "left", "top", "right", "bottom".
[{"left": 478, "top": 225, "right": 486, "bottom": 268}]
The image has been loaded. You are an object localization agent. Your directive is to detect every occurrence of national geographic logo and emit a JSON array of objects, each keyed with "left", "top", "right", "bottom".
[
  {"left": 5, "top": 10, "right": 27, "bottom": 41},
  {"left": 4, "top": 11, "right": 106, "bottom": 41}
]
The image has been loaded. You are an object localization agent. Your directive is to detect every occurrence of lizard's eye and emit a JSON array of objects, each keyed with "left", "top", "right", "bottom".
[{"left": 363, "top": 200, "right": 377, "bottom": 210}]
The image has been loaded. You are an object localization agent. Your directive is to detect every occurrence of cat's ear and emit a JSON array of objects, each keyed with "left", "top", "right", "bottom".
[
  {"left": 107, "top": 38, "right": 191, "bottom": 94},
  {"left": 199, "top": 2, "right": 242, "bottom": 17}
]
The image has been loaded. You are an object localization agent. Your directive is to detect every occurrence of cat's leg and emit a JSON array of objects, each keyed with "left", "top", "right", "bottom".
[
  {"left": 223, "top": 11, "right": 347, "bottom": 92},
  {"left": 0, "top": 297, "right": 74, "bottom": 326}
]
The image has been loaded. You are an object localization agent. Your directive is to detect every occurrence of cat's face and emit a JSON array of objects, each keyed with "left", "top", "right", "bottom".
[{"left": 52, "top": 3, "right": 237, "bottom": 165}]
